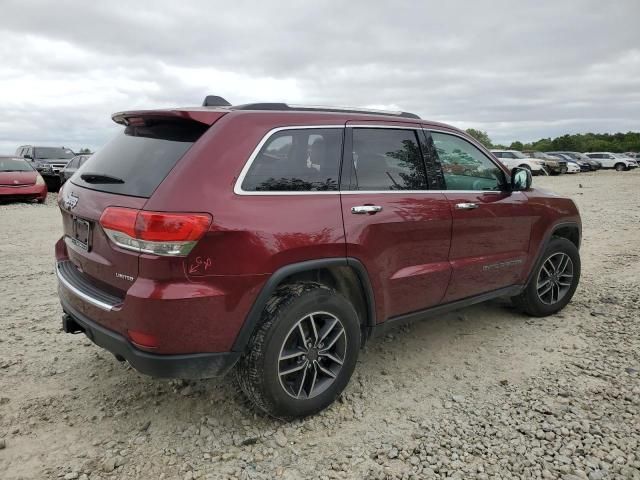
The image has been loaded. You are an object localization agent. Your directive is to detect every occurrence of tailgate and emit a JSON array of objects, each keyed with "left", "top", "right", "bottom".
[{"left": 59, "top": 185, "right": 146, "bottom": 294}]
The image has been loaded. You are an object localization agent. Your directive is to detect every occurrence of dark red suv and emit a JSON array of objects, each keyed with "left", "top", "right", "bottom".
[{"left": 56, "top": 97, "right": 581, "bottom": 418}]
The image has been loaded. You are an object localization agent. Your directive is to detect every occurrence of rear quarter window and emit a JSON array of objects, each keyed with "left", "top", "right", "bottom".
[
  {"left": 241, "top": 128, "right": 343, "bottom": 192},
  {"left": 72, "top": 120, "right": 208, "bottom": 198}
]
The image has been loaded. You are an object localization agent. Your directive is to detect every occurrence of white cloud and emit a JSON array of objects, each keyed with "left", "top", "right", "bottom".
[{"left": 0, "top": 0, "right": 638, "bottom": 152}]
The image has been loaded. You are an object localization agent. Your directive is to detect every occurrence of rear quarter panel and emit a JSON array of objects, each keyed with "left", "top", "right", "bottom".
[{"left": 143, "top": 112, "right": 348, "bottom": 350}]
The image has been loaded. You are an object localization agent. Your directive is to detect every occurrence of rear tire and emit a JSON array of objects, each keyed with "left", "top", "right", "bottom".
[
  {"left": 512, "top": 237, "right": 580, "bottom": 317},
  {"left": 235, "top": 282, "right": 361, "bottom": 419}
]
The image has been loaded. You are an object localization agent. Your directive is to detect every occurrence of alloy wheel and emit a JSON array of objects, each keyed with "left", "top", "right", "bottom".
[
  {"left": 278, "top": 312, "right": 346, "bottom": 399},
  {"left": 536, "top": 252, "right": 574, "bottom": 305}
]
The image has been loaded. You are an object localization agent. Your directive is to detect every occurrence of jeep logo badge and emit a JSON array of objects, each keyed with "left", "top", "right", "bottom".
[{"left": 64, "top": 192, "right": 79, "bottom": 210}]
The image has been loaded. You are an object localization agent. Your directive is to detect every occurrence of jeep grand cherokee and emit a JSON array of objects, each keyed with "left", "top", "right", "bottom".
[{"left": 55, "top": 97, "right": 581, "bottom": 418}]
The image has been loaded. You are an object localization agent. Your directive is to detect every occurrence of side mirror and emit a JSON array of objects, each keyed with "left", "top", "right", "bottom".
[
  {"left": 511, "top": 167, "right": 532, "bottom": 191},
  {"left": 24, "top": 154, "right": 33, "bottom": 160}
]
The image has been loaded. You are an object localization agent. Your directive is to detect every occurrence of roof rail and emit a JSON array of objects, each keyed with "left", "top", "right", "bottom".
[{"left": 230, "top": 102, "right": 421, "bottom": 119}]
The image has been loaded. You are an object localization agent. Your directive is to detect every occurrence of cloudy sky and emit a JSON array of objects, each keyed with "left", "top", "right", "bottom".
[{"left": 1, "top": 0, "right": 639, "bottom": 153}]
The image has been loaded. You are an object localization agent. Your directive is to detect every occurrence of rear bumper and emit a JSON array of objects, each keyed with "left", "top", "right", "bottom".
[{"left": 60, "top": 296, "right": 241, "bottom": 378}]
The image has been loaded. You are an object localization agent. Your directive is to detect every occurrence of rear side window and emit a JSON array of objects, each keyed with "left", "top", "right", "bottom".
[
  {"left": 350, "top": 128, "right": 427, "bottom": 190},
  {"left": 241, "top": 128, "right": 342, "bottom": 191},
  {"left": 72, "top": 120, "right": 208, "bottom": 197}
]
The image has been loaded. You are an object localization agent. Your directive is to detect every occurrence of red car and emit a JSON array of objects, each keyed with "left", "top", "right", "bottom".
[
  {"left": 55, "top": 98, "right": 581, "bottom": 418},
  {"left": 0, "top": 156, "right": 48, "bottom": 203}
]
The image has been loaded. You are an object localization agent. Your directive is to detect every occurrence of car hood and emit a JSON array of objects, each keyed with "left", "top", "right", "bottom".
[{"left": 0, "top": 171, "right": 37, "bottom": 186}]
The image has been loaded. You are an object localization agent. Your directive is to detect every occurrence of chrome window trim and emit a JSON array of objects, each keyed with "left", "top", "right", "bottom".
[
  {"left": 233, "top": 125, "right": 344, "bottom": 196},
  {"left": 55, "top": 262, "right": 116, "bottom": 312},
  {"left": 233, "top": 124, "right": 514, "bottom": 196},
  {"left": 341, "top": 190, "right": 520, "bottom": 195},
  {"left": 347, "top": 124, "right": 422, "bottom": 130}
]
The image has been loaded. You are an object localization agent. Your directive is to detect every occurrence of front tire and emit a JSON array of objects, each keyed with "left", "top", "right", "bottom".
[
  {"left": 235, "top": 282, "right": 361, "bottom": 419},
  {"left": 512, "top": 237, "right": 580, "bottom": 317},
  {"left": 614, "top": 163, "right": 626, "bottom": 171}
]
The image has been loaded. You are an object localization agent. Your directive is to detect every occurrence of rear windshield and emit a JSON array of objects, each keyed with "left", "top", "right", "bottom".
[{"left": 72, "top": 120, "right": 208, "bottom": 197}]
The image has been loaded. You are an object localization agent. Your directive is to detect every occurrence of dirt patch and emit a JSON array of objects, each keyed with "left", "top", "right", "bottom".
[{"left": 1, "top": 171, "right": 639, "bottom": 479}]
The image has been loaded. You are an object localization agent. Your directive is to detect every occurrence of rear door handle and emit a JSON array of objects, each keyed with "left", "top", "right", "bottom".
[
  {"left": 455, "top": 202, "right": 479, "bottom": 210},
  {"left": 351, "top": 205, "right": 383, "bottom": 214}
]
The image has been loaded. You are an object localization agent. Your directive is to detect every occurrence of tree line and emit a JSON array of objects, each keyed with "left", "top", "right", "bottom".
[{"left": 465, "top": 129, "right": 640, "bottom": 153}]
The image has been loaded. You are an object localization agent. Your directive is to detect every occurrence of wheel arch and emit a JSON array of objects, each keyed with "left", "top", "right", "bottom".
[
  {"left": 525, "top": 221, "right": 581, "bottom": 285},
  {"left": 232, "top": 258, "right": 376, "bottom": 352},
  {"left": 551, "top": 223, "right": 581, "bottom": 249}
]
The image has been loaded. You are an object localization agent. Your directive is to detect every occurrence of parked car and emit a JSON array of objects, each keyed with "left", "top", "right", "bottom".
[
  {"left": 15, "top": 145, "right": 75, "bottom": 191},
  {"left": 584, "top": 152, "right": 637, "bottom": 171},
  {"left": 521, "top": 151, "right": 567, "bottom": 175},
  {"left": 553, "top": 151, "right": 602, "bottom": 170},
  {"left": 611, "top": 153, "right": 638, "bottom": 168},
  {"left": 60, "top": 155, "right": 91, "bottom": 185},
  {"left": 55, "top": 97, "right": 582, "bottom": 418},
  {"left": 547, "top": 152, "right": 593, "bottom": 171},
  {"left": 489, "top": 150, "right": 547, "bottom": 175},
  {"left": 0, "top": 156, "right": 47, "bottom": 203},
  {"left": 546, "top": 153, "right": 586, "bottom": 172}
]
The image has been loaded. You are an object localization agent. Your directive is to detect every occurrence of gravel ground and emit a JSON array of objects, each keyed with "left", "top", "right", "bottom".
[{"left": 1, "top": 170, "right": 639, "bottom": 480}]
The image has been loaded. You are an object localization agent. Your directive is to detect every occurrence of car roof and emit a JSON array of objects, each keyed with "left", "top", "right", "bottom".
[{"left": 111, "top": 103, "right": 461, "bottom": 134}]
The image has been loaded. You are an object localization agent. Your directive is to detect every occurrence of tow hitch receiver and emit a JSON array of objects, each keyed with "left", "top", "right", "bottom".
[{"left": 62, "top": 314, "right": 85, "bottom": 334}]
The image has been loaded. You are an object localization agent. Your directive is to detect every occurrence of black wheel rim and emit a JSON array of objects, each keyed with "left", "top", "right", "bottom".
[
  {"left": 278, "top": 312, "right": 346, "bottom": 399},
  {"left": 536, "top": 252, "right": 574, "bottom": 305}
]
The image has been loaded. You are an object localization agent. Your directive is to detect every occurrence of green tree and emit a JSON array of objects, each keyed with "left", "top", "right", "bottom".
[
  {"left": 509, "top": 141, "right": 524, "bottom": 150},
  {"left": 465, "top": 128, "right": 493, "bottom": 148},
  {"left": 515, "top": 132, "right": 640, "bottom": 153}
]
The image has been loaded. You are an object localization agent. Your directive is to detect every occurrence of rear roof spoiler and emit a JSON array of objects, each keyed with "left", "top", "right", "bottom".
[{"left": 111, "top": 109, "right": 226, "bottom": 126}]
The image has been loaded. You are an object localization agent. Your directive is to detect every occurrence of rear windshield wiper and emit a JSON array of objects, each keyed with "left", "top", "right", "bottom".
[{"left": 80, "top": 173, "right": 125, "bottom": 184}]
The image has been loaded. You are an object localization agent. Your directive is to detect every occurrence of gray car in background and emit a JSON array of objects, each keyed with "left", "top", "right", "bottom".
[{"left": 59, "top": 154, "right": 91, "bottom": 185}]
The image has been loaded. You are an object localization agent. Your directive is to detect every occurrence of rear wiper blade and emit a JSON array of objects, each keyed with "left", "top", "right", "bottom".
[{"left": 80, "top": 173, "right": 125, "bottom": 184}]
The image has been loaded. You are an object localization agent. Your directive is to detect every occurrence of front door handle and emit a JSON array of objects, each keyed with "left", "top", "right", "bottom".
[
  {"left": 351, "top": 205, "right": 383, "bottom": 214},
  {"left": 455, "top": 202, "right": 479, "bottom": 210}
]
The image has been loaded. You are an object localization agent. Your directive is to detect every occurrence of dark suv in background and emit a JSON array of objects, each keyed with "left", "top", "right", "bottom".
[
  {"left": 16, "top": 145, "right": 75, "bottom": 191},
  {"left": 56, "top": 97, "right": 582, "bottom": 418}
]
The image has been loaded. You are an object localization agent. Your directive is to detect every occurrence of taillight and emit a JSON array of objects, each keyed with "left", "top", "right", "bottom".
[{"left": 99, "top": 207, "right": 211, "bottom": 256}]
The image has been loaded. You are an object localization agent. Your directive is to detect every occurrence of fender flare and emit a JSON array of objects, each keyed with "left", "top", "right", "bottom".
[
  {"left": 525, "top": 221, "right": 581, "bottom": 285},
  {"left": 231, "top": 257, "right": 376, "bottom": 352}
]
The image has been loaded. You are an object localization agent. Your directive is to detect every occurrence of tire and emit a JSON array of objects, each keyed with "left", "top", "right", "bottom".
[
  {"left": 519, "top": 164, "right": 532, "bottom": 172},
  {"left": 614, "top": 163, "right": 626, "bottom": 172},
  {"left": 235, "top": 282, "right": 361, "bottom": 419},
  {"left": 512, "top": 237, "right": 580, "bottom": 317}
]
